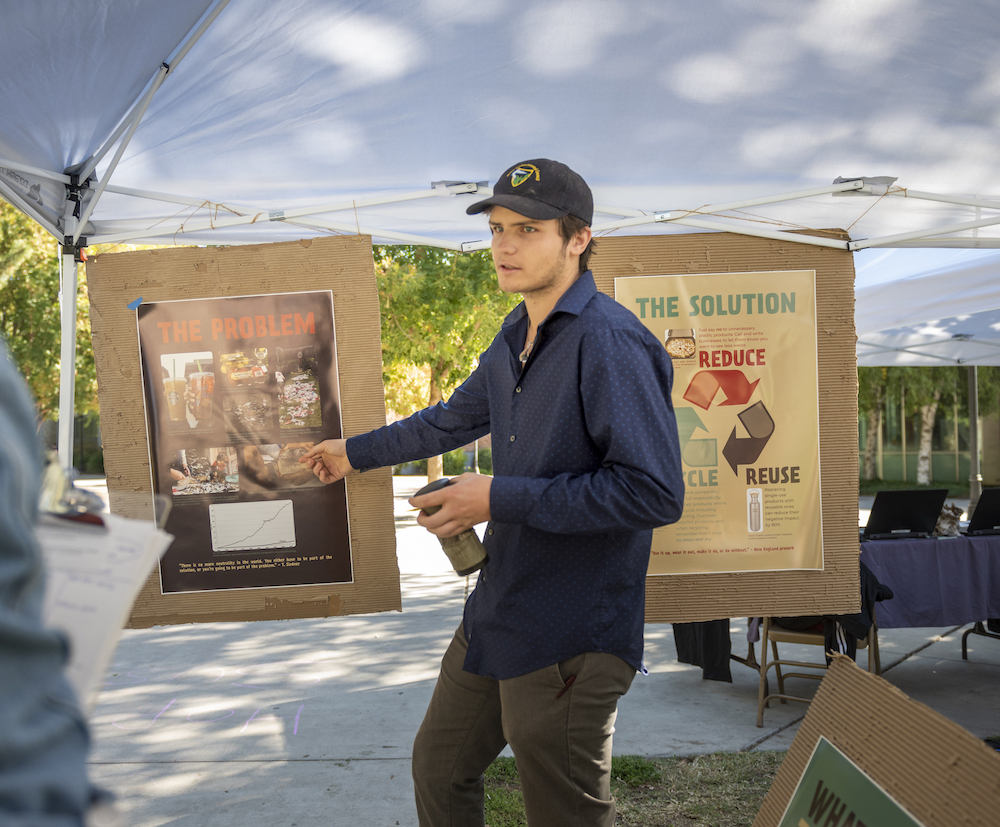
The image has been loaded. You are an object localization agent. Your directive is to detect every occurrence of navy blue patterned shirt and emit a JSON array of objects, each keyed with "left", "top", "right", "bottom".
[{"left": 348, "top": 271, "right": 684, "bottom": 679}]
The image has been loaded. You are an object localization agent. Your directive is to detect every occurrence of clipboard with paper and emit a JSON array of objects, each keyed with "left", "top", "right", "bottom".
[{"left": 36, "top": 471, "right": 173, "bottom": 715}]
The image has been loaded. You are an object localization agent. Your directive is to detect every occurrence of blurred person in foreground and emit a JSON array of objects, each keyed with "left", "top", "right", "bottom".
[
  {"left": 0, "top": 343, "right": 107, "bottom": 826},
  {"left": 302, "top": 159, "right": 683, "bottom": 826}
]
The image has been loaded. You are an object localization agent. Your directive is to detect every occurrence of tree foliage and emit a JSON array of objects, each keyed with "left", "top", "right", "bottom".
[
  {"left": 375, "top": 245, "right": 520, "bottom": 411},
  {"left": 375, "top": 245, "right": 519, "bottom": 480},
  {"left": 858, "top": 364, "right": 1000, "bottom": 483},
  {"left": 858, "top": 367, "right": 894, "bottom": 480},
  {"left": 858, "top": 367, "right": 893, "bottom": 417},
  {"left": 972, "top": 366, "right": 1000, "bottom": 418},
  {"left": 0, "top": 199, "right": 98, "bottom": 419}
]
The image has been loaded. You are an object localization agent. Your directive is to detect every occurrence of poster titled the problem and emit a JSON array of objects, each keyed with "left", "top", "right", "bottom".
[
  {"left": 616, "top": 271, "right": 823, "bottom": 575},
  {"left": 137, "top": 291, "right": 352, "bottom": 593}
]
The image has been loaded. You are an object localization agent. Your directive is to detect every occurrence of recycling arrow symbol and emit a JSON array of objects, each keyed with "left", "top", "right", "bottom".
[
  {"left": 683, "top": 370, "right": 759, "bottom": 410},
  {"left": 674, "top": 407, "right": 717, "bottom": 467},
  {"left": 722, "top": 401, "right": 775, "bottom": 475}
]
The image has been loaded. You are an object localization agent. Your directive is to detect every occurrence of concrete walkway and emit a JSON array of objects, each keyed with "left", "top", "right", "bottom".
[{"left": 79, "top": 478, "right": 1000, "bottom": 827}]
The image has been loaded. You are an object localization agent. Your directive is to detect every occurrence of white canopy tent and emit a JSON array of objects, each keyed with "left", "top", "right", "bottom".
[
  {"left": 858, "top": 303, "right": 1000, "bottom": 367},
  {"left": 856, "top": 249, "right": 1000, "bottom": 367},
  {"left": 1, "top": 0, "right": 999, "bottom": 467}
]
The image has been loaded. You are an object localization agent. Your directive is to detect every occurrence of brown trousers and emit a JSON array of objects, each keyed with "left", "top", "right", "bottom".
[{"left": 412, "top": 625, "right": 636, "bottom": 827}]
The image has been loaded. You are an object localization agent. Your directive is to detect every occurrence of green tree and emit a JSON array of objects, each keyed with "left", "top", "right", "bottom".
[
  {"left": 904, "top": 367, "right": 961, "bottom": 484},
  {"left": 961, "top": 367, "right": 1000, "bottom": 485},
  {"left": 897, "top": 366, "right": 1000, "bottom": 485},
  {"left": 858, "top": 367, "right": 893, "bottom": 480},
  {"left": 0, "top": 199, "right": 98, "bottom": 420},
  {"left": 970, "top": 366, "right": 1000, "bottom": 419},
  {"left": 860, "top": 366, "right": 1000, "bottom": 484},
  {"left": 375, "top": 245, "right": 520, "bottom": 480}
]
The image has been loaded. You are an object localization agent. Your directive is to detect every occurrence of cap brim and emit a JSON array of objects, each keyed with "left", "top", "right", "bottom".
[{"left": 466, "top": 193, "right": 567, "bottom": 220}]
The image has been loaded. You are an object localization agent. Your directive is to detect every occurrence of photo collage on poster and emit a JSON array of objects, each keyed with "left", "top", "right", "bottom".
[{"left": 138, "top": 291, "right": 352, "bottom": 594}]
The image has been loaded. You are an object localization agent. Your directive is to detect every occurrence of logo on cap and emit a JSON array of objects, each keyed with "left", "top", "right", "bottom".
[{"left": 508, "top": 164, "right": 540, "bottom": 188}]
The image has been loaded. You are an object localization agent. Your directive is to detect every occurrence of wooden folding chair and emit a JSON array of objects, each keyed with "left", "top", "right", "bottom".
[{"left": 756, "top": 616, "right": 880, "bottom": 727}]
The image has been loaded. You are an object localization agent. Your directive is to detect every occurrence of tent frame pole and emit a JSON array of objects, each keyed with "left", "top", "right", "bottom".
[
  {"left": 848, "top": 215, "right": 1000, "bottom": 251},
  {"left": 0, "top": 158, "right": 71, "bottom": 236},
  {"left": 287, "top": 219, "right": 465, "bottom": 251},
  {"left": 591, "top": 180, "right": 866, "bottom": 233},
  {"left": 0, "top": 158, "right": 71, "bottom": 184},
  {"left": 665, "top": 215, "right": 849, "bottom": 250},
  {"left": 9, "top": 148, "right": 997, "bottom": 251},
  {"left": 876, "top": 239, "right": 1000, "bottom": 248},
  {"left": 57, "top": 208, "right": 78, "bottom": 474},
  {"left": 887, "top": 189, "right": 1000, "bottom": 212},
  {"left": 96, "top": 184, "right": 256, "bottom": 212},
  {"left": 856, "top": 342, "right": 976, "bottom": 365},
  {"left": 968, "top": 366, "right": 982, "bottom": 515},
  {"left": 85, "top": 183, "right": 481, "bottom": 246},
  {"left": 0, "top": 179, "right": 61, "bottom": 238}
]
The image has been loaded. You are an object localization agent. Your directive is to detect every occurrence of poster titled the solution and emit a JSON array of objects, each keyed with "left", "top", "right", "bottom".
[
  {"left": 137, "top": 291, "right": 351, "bottom": 593},
  {"left": 616, "top": 271, "right": 823, "bottom": 575}
]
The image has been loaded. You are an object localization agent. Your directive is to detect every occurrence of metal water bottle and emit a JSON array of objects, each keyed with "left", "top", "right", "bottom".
[
  {"left": 749, "top": 491, "right": 762, "bottom": 533},
  {"left": 414, "top": 478, "right": 489, "bottom": 576}
]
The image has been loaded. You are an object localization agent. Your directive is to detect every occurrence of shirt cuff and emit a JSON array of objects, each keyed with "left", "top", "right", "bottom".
[
  {"left": 489, "top": 476, "right": 548, "bottom": 524},
  {"left": 345, "top": 433, "right": 380, "bottom": 472}
]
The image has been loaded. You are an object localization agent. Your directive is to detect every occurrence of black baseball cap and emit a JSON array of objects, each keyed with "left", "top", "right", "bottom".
[{"left": 466, "top": 159, "right": 593, "bottom": 225}]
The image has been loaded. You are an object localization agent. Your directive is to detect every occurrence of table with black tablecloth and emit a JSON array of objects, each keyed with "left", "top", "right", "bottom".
[{"left": 860, "top": 535, "right": 1000, "bottom": 628}]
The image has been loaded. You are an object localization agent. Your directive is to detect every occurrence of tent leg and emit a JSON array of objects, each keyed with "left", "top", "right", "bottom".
[
  {"left": 57, "top": 217, "right": 78, "bottom": 474},
  {"left": 968, "top": 366, "right": 982, "bottom": 516}
]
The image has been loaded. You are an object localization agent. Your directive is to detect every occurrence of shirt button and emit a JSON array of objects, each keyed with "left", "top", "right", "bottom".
[
  {"left": 515, "top": 386, "right": 521, "bottom": 393},
  {"left": 488, "top": 529, "right": 494, "bottom": 535},
  {"left": 509, "top": 435, "right": 515, "bottom": 442}
]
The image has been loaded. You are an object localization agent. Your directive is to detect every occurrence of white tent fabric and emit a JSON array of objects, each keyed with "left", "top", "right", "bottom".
[
  {"left": 3, "top": 0, "right": 1000, "bottom": 254},
  {"left": 855, "top": 250, "right": 1000, "bottom": 365},
  {"left": 856, "top": 308, "right": 1000, "bottom": 366},
  {"left": 2, "top": 0, "right": 1000, "bottom": 454},
  {"left": 857, "top": 250, "right": 1000, "bottom": 337}
]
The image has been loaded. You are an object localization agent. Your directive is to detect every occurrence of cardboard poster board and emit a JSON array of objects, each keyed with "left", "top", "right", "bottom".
[
  {"left": 88, "top": 236, "right": 399, "bottom": 626},
  {"left": 137, "top": 291, "right": 351, "bottom": 594},
  {"left": 616, "top": 270, "right": 823, "bottom": 575},
  {"left": 754, "top": 657, "right": 1000, "bottom": 827},
  {"left": 591, "top": 232, "right": 858, "bottom": 621}
]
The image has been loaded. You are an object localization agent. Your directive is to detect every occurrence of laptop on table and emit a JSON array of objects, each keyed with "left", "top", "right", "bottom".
[
  {"left": 861, "top": 489, "right": 949, "bottom": 541},
  {"left": 965, "top": 488, "right": 1000, "bottom": 536}
]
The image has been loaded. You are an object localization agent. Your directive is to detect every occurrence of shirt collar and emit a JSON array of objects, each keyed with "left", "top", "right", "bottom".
[
  {"left": 500, "top": 270, "right": 598, "bottom": 329},
  {"left": 553, "top": 269, "right": 598, "bottom": 318}
]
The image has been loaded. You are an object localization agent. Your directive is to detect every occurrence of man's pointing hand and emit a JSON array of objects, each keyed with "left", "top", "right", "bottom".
[{"left": 300, "top": 439, "right": 354, "bottom": 484}]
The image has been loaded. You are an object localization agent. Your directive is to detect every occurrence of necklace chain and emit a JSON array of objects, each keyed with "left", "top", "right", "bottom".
[{"left": 519, "top": 337, "right": 536, "bottom": 364}]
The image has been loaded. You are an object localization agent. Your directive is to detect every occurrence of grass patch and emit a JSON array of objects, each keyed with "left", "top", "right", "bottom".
[
  {"left": 484, "top": 758, "right": 524, "bottom": 827},
  {"left": 858, "top": 478, "right": 971, "bottom": 498},
  {"left": 484, "top": 752, "right": 785, "bottom": 827}
]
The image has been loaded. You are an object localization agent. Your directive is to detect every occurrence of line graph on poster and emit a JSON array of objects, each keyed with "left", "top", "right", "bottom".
[{"left": 210, "top": 500, "right": 296, "bottom": 552}]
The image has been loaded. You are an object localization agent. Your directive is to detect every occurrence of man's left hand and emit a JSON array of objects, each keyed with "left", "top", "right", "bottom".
[{"left": 410, "top": 473, "right": 492, "bottom": 538}]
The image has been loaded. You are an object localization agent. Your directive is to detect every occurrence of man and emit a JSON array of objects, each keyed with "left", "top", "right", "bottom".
[{"left": 301, "top": 158, "right": 683, "bottom": 826}]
